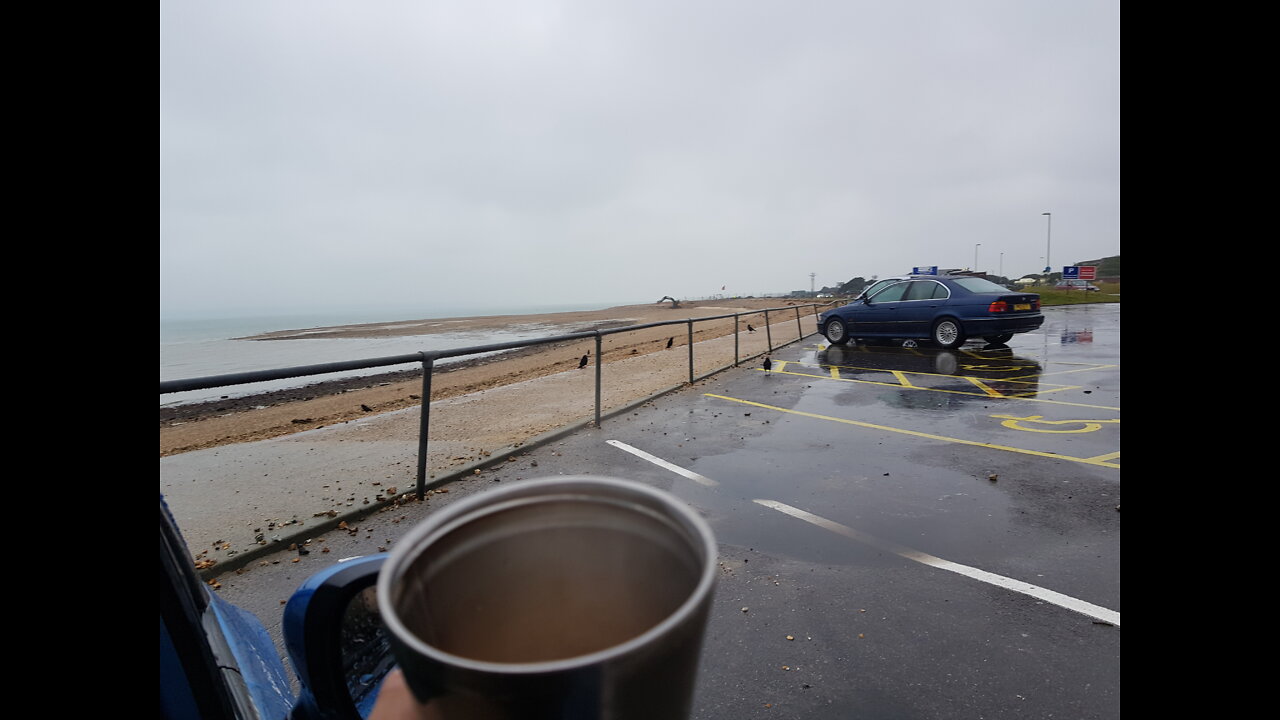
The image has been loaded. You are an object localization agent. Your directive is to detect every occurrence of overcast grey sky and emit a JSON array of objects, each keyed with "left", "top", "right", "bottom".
[{"left": 160, "top": 1, "right": 1119, "bottom": 318}]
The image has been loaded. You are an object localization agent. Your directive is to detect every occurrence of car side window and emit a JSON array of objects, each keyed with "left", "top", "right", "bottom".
[
  {"left": 901, "top": 281, "right": 948, "bottom": 300},
  {"left": 904, "top": 281, "right": 943, "bottom": 301},
  {"left": 869, "top": 282, "right": 909, "bottom": 302}
]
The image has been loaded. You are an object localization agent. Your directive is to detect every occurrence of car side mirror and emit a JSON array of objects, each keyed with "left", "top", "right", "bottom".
[{"left": 284, "top": 554, "right": 391, "bottom": 720}]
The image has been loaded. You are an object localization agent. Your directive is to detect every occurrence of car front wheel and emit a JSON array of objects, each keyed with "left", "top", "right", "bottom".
[
  {"left": 824, "top": 318, "right": 850, "bottom": 345},
  {"left": 932, "top": 319, "right": 965, "bottom": 349}
]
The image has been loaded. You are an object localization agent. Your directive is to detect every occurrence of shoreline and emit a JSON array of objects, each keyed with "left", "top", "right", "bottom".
[
  {"left": 160, "top": 299, "right": 822, "bottom": 456},
  {"left": 158, "top": 328, "right": 602, "bottom": 424}
]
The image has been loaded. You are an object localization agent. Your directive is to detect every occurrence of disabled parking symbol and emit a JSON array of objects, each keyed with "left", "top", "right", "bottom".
[{"left": 991, "top": 414, "right": 1119, "bottom": 434}]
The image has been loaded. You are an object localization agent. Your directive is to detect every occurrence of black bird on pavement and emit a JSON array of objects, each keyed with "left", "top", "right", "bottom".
[
  {"left": 747, "top": 324, "right": 756, "bottom": 333},
  {"left": 666, "top": 337, "right": 674, "bottom": 349},
  {"left": 578, "top": 352, "right": 590, "bottom": 369},
  {"left": 763, "top": 355, "right": 773, "bottom": 373}
]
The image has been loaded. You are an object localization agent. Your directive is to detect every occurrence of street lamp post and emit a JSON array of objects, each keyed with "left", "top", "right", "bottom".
[
  {"left": 1042, "top": 212, "right": 1052, "bottom": 274},
  {"left": 974, "top": 243, "right": 981, "bottom": 272},
  {"left": 999, "top": 252, "right": 1004, "bottom": 277}
]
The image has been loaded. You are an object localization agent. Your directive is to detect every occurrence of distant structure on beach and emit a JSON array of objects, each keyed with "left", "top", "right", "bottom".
[{"left": 657, "top": 296, "right": 682, "bottom": 308}]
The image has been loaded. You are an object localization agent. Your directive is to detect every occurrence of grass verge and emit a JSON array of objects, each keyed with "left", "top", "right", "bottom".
[{"left": 1036, "top": 282, "right": 1120, "bottom": 306}]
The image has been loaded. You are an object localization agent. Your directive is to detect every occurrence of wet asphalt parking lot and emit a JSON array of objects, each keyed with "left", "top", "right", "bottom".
[{"left": 215, "top": 303, "right": 1120, "bottom": 719}]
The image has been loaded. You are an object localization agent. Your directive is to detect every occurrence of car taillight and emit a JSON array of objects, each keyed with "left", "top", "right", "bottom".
[
  {"left": 988, "top": 300, "right": 1007, "bottom": 313},
  {"left": 1032, "top": 299, "right": 1040, "bottom": 310}
]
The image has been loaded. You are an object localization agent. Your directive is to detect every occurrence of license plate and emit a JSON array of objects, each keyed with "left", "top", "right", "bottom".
[{"left": 1014, "top": 303, "right": 1031, "bottom": 311}]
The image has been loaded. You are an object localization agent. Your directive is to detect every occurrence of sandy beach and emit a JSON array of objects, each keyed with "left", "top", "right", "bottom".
[{"left": 160, "top": 299, "right": 825, "bottom": 459}]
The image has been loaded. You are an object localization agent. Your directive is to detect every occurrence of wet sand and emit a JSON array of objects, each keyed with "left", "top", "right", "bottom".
[{"left": 160, "top": 299, "right": 823, "bottom": 457}]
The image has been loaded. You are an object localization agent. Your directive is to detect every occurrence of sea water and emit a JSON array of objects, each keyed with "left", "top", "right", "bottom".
[{"left": 159, "top": 302, "right": 639, "bottom": 406}]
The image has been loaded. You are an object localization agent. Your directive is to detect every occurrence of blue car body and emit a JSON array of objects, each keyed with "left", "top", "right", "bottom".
[
  {"left": 160, "top": 494, "right": 390, "bottom": 720},
  {"left": 818, "top": 276, "right": 1044, "bottom": 348}
]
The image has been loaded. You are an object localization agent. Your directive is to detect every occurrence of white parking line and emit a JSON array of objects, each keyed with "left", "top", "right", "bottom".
[
  {"left": 754, "top": 499, "right": 1120, "bottom": 627},
  {"left": 604, "top": 441, "right": 1118, "bottom": 626},
  {"left": 606, "top": 440, "right": 719, "bottom": 486}
]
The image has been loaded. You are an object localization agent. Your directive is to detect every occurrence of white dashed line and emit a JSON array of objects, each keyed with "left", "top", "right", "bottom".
[
  {"left": 606, "top": 440, "right": 719, "bottom": 486},
  {"left": 602, "top": 441, "right": 1117, "bottom": 627},
  {"left": 753, "top": 499, "right": 1120, "bottom": 627}
]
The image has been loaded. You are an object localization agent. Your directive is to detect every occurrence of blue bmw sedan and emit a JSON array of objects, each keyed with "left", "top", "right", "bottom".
[{"left": 818, "top": 276, "right": 1044, "bottom": 348}]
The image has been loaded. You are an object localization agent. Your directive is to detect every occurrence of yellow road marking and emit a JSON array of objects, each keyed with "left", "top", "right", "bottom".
[
  {"left": 790, "top": 358, "right": 1106, "bottom": 385},
  {"left": 830, "top": 366, "right": 840, "bottom": 379},
  {"left": 992, "top": 414, "right": 1120, "bottom": 433},
  {"left": 1035, "top": 364, "right": 1118, "bottom": 379},
  {"left": 1004, "top": 384, "right": 1081, "bottom": 397},
  {"left": 754, "top": 367, "right": 1118, "bottom": 411},
  {"left": 803, "top": 359, "right": 1115, "bottom": 384},
  {"left": 705, "top": 394, "right": 1120, "bottom": 469},
  {"left": 891, "top": 370, "right": 914, "bottom": 387},
  {"left": 964, "top": 377, "right": 1005, "bottom": 397},
  {"left": 1086, "top": 451, "right": 1122, "bottom": 464},
  {"left": 960, "top": 363, "right": 1027, "bottom": 373}
]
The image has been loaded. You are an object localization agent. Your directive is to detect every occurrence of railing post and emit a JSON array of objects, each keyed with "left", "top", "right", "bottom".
[
  {"left": 795, "top": 306, "right": 803, "bottom": 338},
  {"left": 594, "top": 332, "right": 603, "bottom": 428},
  {"left": 734, "top": 312, "right": 740, "bottom": 366},
  {"left": 765, "top": 309, "right": 773, "bottom": 352},
  {"left": 687, "top": 320, "right": 694, "bottom": 384},
  {"left": 416, "top": 355, "right": 434, "bottom": 500}
]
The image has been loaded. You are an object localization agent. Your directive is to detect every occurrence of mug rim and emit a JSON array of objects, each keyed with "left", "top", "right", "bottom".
[{"left": 376, "top": 475, "right": 718, "bottom": 675}]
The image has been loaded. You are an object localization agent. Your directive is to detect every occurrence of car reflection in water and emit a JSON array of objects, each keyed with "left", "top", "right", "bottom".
[{"left": 816, "top": 343, "right": 1044, "bottom": 409}]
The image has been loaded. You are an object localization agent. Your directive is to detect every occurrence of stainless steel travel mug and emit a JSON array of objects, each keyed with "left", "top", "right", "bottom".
[{"left": 376, "top": 476, "right": 717, "bottom": 719}]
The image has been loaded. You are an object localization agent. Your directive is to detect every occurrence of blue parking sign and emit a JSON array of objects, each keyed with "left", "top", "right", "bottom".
[
  {"left": 912, "top": 266, "right": 938, "bottom": 276},
  {"left": 1062, "top": 267, "right": 1080, "bottom": 278}
]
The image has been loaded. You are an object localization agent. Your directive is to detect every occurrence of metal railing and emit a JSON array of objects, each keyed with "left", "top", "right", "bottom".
[{"left": 161, "top": 303, "right": 825, "bottom": 499}]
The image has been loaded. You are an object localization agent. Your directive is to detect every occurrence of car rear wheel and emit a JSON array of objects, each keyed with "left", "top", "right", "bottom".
[
  {"left": 932, "top": 319, "right": 965, "bottom": 349},
  {"left": 824, "top": 318, "right": 850, "bottom": 345},
  {"left": 983, "top": 333, "right": 1013, "bottom": 345}
]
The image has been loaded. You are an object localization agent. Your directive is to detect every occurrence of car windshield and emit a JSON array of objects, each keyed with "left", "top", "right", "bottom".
[{"left": 951, "top": 277, "right": 1014, "bottom": 294}]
